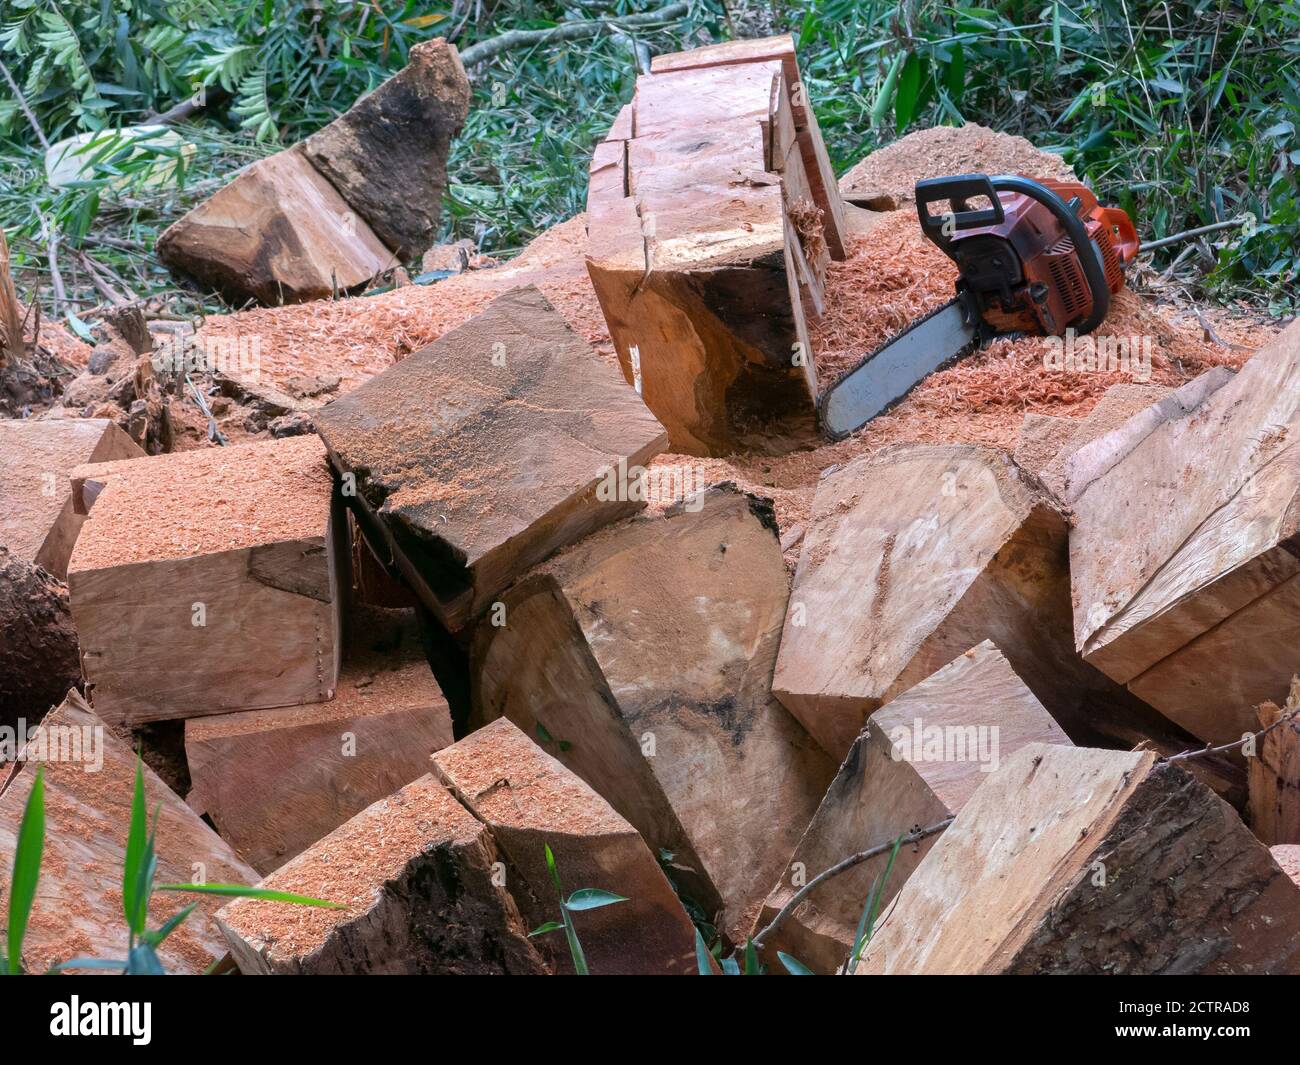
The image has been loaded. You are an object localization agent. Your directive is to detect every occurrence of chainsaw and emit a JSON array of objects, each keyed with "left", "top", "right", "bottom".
[{"left": 820, "top": 173, "right": 1140, "bottom": 439}]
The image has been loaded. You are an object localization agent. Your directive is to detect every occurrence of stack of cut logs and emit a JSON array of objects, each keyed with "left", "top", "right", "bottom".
[{"left": 2, "top": 35, "right": 1299, "bottom": 976}]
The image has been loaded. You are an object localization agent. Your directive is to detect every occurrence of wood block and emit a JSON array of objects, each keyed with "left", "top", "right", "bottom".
[
  {"left": 649, "top": 34, "right": 847, "bottom": 258},
  {"left": 0, "top": 546, "right": 81, "bottom": 727},
  {"left": 186, "top": 606, "right": 452, "bottom": 874},
  {"left": 303, "top": 38, "right": 470, "bottom": 260},
  {"left": 757, "top": 641, "right": 1070, "bottom": 973},
  {"left": 771, "top": 443, "right": 1196, "bottom": 764},
  {"left": 856, "top": 743, "right": 1300, "bottom": 974},
  {"left": 66, "top": 436, "right": 344, "bottom": 725},
  {"left": 471, "top": 484, "right": 835, "bottom": 942},
  {"left": 431, "top": 717, "right": 697, "bottom": 975},
  {"left": 157, "top": 145, "right": 394, "bottom": 306},
  {"left": 314, "top": 285, "right": 667, "bottom": 631},
  {"left": 585, "top": 62, "right": 826, "bottom": 456},
  {"left": 0, "top": 690, "right": 259, "bottom": 974},
  {"left": 0, "top": 417, "right": 143, "bottom": 579},
  {"left": 1071, "top": 322, "right": 1300, "bottom": 745},
  {"left": 215, "top": 773, "right": 547, "bottom": 974},
  {"left": 1248, "top": 678, "right": 1300, "bottom": 845},
  {"left": 1275, "top": 845, "right": 1300, "bottom": 888}
]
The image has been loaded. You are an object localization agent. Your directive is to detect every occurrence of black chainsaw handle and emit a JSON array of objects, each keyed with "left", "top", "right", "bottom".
[{"left": 915, "top": 173, "right": 1111, "bottom": 335}]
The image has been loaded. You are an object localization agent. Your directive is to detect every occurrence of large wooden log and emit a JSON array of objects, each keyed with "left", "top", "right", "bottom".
[
  {"left": 66, "top": 436, "right": 345, "bottom": 725},
  {"left": 431, "top": 717, "right": 698, "bottom": 975},
  {"left": 756, "top": 641, "right": 1070, "bottom": 973},
  {"left": 303, "top": 38, "right": 470, "bottom": 261},
  {"left": 0, "top": 417, "right": 143, "bottom": 579},
  {"left": 1070, "top": 321, "right": 1300, "bottom": 745},
  {"left": 186, "top": 606, "right": 452, "bottom": 874},
  {"left": 856, "top": 744, "right": 1300, "bottom": 974},
  {"left": 471, "top": 483, "right": 835, "bottom": 941},
  {"left": 215, "top": 773, "right": 547, "bottom": 974},
  {"left": 1248, "top": 678, "right": 1300, "bottom": 845},
  {"left": 585, "top": 54, "right": 836, "bottom": 456},
  {"left": 157, "top": 145, "right": 395, "bottom": 306},
  {"left": 314, "top": 285, "right": 667, "bottom": 631},
  {"left": 0, "top": 690, "right": 259, "bottom": 974},
  {"left": 0, "top": 546, "right": 81, "bottom": 727},
  {"left": 770, "top": 443, "right": 1199, "bottom": 766}
]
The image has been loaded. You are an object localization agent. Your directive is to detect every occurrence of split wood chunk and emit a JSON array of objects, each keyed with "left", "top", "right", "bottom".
[
  {"left": 186, "top": 606, "right": 452, "bottom": 874},
  {"left": 314, "top": 285, "right": 667, "bottom": 631},
  {"left": 303, "top": 38, "right": 470, "bottom": 261},
  {"left": 771, "top": 443, "right": 1192, "bottom": 764},
  {"left": 856, "top": 743, "right": 1300, "bottom": 974},
  {"left": 1275, "top": 845, "right": 1300, "bottom": 888},
  {"left": 215, "top": 773, "right": 547, "bottom": 975},
  {"left": 756, "top": 641, "right": 1070, "bottom": 974},
  {"left": 649, "top": 34, "right": 848, "bottom": 259},
  {"left": 66, "top": 436, "right": 345, "bottom": 725},
  {"left": 1247, "top": 678, "right": 1300, "bottom": 846},
  {"left": 586, "top": 50, "right": 840, "bottom": 456},
  {"left": 156, "top": 145, "right": 394, "bottom": 306},
  {"left": 471, "top": 484, "right": 836, "bottom": 941},
  {"left": 0, "top": 417, "right": 142, "bottom": 579},
  {"left": 431, "top": 717, "right": 698, "bottom": 975},
  {"left": 0, "top": 546, "right": 81, "bottom": 728},
  {"left": 0, "top": 690, "right": 259, "bottom": 975},
  {"left": 1070, "top": 321, "right": 1300, "bottom": 745}
]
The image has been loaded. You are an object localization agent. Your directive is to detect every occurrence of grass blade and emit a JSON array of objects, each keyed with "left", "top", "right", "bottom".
[
  {"left": 6, "top": 767, "right": 44, "bottom": 975},
  {"left": 155, "top": 883, "right": 344, "bottom": 908}
]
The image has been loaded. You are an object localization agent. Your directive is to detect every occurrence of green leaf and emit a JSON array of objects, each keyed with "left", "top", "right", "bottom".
[
  {"left": 743, "top": 937, "right": 762, "bottom": 975},
  {"left": 869, "top": 51, "right": 906, "bottom": 128},
  {"left": 543, "top": 843, "right": 563, "bottom": 896},
  {"left": 126, "top": 942, "right": 165, "bottom": 975},
  {"left": 141, "top": 902, "right": 198, "bottom": 948},
  {"left": 720, "top": 955, "right": 740, "bottom": 975},
  {"left": 894, "top": 52, "right": 924, "bottom": 134},
  {"left": 155, "top": 884, "right": 344, "bottom": 908},
  {"left": 565, "top": 888, "right": 628, "bottom": 912},
  {"left": 121, "top": 756, "right": 147, "bottom": 937},
  {"left": 65, "top": 312, "right": 95, "bottom": 342},
  {"left": 945, "top": 43, "right": 965, "bottom": 103},
  {"left": 6, "top": 767, "right": 44, "bottom": 975},
  {"left": 778, "top": 951, "right": 814, "bottom": 975},
  {"left": 48, "top": 956, "right": 128, "bottom": 973},
  {"left": 527, "top": 921, "right": 564, "bottom": 937},
  {"left": 693, "top": 928, "right": 714, "bottom": 975}
]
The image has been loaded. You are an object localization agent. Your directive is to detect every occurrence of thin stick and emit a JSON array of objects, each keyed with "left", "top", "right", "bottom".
[
  {"left": 1165, "top": 693, "right": 1300, "bottom": 765},
  {"left": 750, "top": 817, "right": 954, "bottom": 950},
  {"left": 0, "top": 56, "right": 50, "bottom": 150},
  {"left": 457, "top": 2, "right": 689, "bottom": 68},
  {"left": 1139, "top": 218, "right": 1244, "bottom": 253}
]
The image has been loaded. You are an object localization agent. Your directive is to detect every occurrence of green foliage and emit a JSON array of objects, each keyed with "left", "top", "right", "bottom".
[
  {"left": 529, "top": 843, "right": 628, "bottom": 975},
  {"left": 1, "top": 754, "right": 336, "bottom": 975}
]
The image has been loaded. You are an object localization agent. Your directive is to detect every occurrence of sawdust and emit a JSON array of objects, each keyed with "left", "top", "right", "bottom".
[{"left": 839, "top": 122, "right": 1077, "bottom": 206}]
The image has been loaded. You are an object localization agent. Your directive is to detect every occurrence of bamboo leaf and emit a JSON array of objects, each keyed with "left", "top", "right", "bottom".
[{"left": 5, "top": 767, "right": 44, "bottom": 975}]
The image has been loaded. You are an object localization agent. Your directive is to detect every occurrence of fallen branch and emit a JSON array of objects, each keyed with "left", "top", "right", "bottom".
[
  {"left": 1164, "top": 682, "right": 1300, "bottom": 764},
  {"left": 0, "top": 227, "right": 26, "bottom": 368},
  {"left": 457, "top": 2, "right": 689, "bottom": 69},
  {"left": 750, "top": 817, "right": 955, "bottom": 951},
  {"left": 0, "top": 56, "right": 50, "bottom": 150}
]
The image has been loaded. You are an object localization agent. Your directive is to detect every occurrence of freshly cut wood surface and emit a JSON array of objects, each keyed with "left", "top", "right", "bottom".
[
  {"left": 0, "top": 690, "right": 259, "bottom": 974},
  {"left": 0, "top": 417, "right": 142, "bottom": 579},
  {"left": 857, "top": 743, "right": 1300, "bottom": 974},
  {"left": 314, "top": 285, "right": 668, "bottom": 631},
  {"left": 67, "top": 436, "right": 344, "bottom": 724},
  {"left": 157, "top": 145, "right": 394, "bottom": 306},
  {"left": 1071, "top": 321, "right": 1300, "bottom": 744},
  {"left": 471, "top": 484, "right": 835, "bottom": 942},
  {"left": 432, "top": 717, "right": 697, "bottom": 975},
  {"left": 216, "top": 773, "right": 546, "bottom": 975},
  {"left": 1248, "top": 678, "right": 1300, "bottom": 846},
  {"left": 757, "top": 641, "right": 1070, "bottom": 973},
  {"left": 187, "top": 606, "right": 452, "bottom": 874}
]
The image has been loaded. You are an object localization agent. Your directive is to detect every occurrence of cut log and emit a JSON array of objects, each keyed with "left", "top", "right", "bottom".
[
  {"left": 186, "top": 605, "right": 452, "bottom": 874},
  {"left": 1070, "top": 322, "right": 1300, "bottom": 745},
  {"left": 215, "top": 773, "right": 547, "bottom": 974},
  {"left": 314, "top": 285, "right": 667, "bottom": 631},
  {"left": 431, "top": 717, "right": 697, "bottom": 975},
  {"left": 649, "top": 34, "right": 847, "bottom": 259},
  {"left": 1248, "top": 678, "right": 1300, "bottom": 846},
  {"left": 856, "top": 744, "right": 1300, "bottom": 974},
  {"left": 471, "top": 484, "right": 835, "bottom": 941},
  {"left": 0, "top": 546, "right": 81, "bottom": 728},
  {"left": 586, "top": 55, "right": 834, "bottom": 456},
  {"left": 1276, "top": 845, "right": 1300, "bottom": 888},
  {"left": 756, "top": 641, "right": 1070, "bottom": 974},
  {"left": 303, "top": 38, "right": 470, "bottom": 261},
  {"left": 0, "top": 417, "right": 143, "bottom": 579},
  {"left": 66, "top": 436, "right": 345, "bottom": 725},
  {"left": 157, "top": 145, "right": 394, "bottom": 306},
  {"left": 0, "top": 690, "right": 259, "bottom": 974},
  {"left": 771, "top": 443, "right": 1199, "bottom": 765}
]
